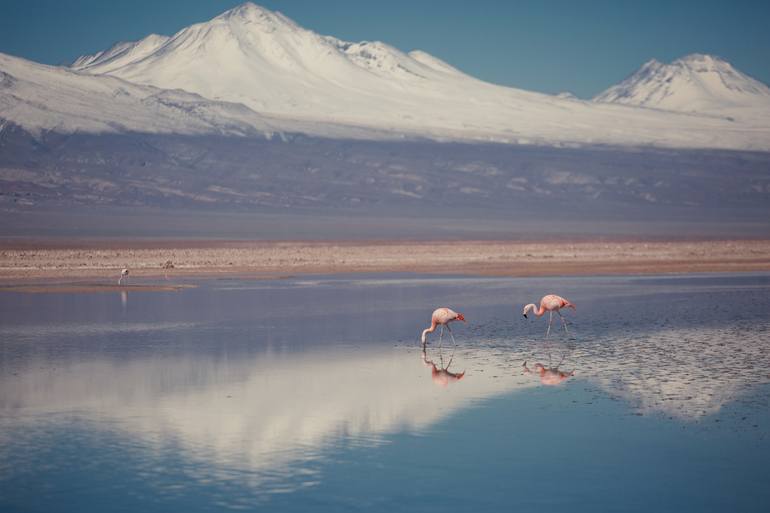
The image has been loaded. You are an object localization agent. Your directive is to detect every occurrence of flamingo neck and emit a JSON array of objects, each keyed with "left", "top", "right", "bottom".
[
  {"left": 421, "top": 321, "right": 437, "bottom": 343},
  {"left": 525, "top": 303, "right": 546, "bottom": 317}
]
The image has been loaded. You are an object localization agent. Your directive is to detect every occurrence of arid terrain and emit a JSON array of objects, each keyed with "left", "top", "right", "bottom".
[{"left": 1, "top": 240, "right": 769, "bottom": 288}]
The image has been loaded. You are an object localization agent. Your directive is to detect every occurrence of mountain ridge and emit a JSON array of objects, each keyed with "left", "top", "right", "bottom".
[
  {"left": 594, "top": 53, "right": 770, "bottom": 120},
  {"left": 2, "top": 2, "right": 769, "bottom": 150}
]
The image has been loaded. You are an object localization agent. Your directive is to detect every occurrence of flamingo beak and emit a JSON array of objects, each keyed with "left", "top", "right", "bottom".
[{"left": 523, "top": 314, "right": 528, "bottom": 319}]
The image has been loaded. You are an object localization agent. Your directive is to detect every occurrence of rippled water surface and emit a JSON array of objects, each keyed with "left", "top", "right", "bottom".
[{"left": 1, "top": 273, "right": 769, "bottom": 512}]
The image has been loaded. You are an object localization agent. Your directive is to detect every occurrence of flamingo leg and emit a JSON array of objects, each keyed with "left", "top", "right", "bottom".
[
  {"left": 546, "top": 311, "right": 553, "bottom": 338},
  {"left": 558, "top": 310, "right": 569, "bottom": 334},
  {"left": 447, "top": 324, "right": 458, "bottom": 347},
  {"left": 438, "top": 324, "right": 444, "bottom": 349}
]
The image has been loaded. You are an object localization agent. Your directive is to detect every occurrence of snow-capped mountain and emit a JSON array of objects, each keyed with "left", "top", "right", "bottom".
[
  {"left": 2, "top": 3, "right": 769, "bottom": 150},
  {"left": 63, "top": 2, "right": 770, "bottom": 151},
  {"left": 594, "top": 54, "right": 770, "bottom": 120},
  {"left": 0, "top": 52, "right": 278, "bottom": 136},
  {"left": 0, "top": 51, "right": 405, "bottom": 140}
]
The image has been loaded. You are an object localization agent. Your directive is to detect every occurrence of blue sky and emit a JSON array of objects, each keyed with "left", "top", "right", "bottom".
[{"left": 1, "top": 0, "right": 768, "bottom": 98}]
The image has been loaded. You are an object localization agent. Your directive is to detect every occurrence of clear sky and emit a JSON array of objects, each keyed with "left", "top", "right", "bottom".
[{"left": 1, "top": 0, "right": 768, "bottom": 98}]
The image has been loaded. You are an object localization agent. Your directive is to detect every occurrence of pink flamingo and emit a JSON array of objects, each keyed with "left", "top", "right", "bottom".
[
  {"left": 421, "top": 307, "right": 466, "bottom": 347},
  {"left": 522, "top": 294, "right": 575, "bottom": 337}
]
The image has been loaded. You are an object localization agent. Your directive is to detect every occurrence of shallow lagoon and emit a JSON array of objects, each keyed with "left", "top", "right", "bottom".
[{"left": 1, "top": 273, "right": 769, "bottom": 512}]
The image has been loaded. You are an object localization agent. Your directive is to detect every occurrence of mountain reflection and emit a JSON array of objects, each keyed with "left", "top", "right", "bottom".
[
  {"left": 0, "top": 344, "right": 521, "bottom": 476},
  {"left": 2, "top": 318, "right": 770, "bottom": 482}
]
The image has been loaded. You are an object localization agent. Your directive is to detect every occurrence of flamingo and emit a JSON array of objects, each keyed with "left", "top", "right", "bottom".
[
  {"left": 421, "top": 307, "right": 466, "bottom": 347},
  {"left": 118, "top": 268, "right": 129, "bottom": 285},
  {"left": 522, "top": 294, "right": 575, "bottom": 337}
]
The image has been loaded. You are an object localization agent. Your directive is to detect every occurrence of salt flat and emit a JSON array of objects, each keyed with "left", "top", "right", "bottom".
[{"left": 1, "top": 239, "right": 769, "bottom": 284}]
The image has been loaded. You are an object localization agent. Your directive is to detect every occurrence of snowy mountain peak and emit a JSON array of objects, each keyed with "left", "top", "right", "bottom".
[
  {"left": 676, "top": 53, "right": 726, "bottom": 67},
  {"left": 220, "top": 1, "right": 272, "bottom": 17},
  {"left": 594, "top": 53, "right": 770, "bottom": 118},
  {"left": 69, "top": 2, "right": 477, "bottom": 113},
  {"left": 215, "top": 2, "right": 298, "bottom": 31}
]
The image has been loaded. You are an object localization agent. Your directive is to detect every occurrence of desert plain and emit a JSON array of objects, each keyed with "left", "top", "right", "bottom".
[{"left": 1, "top": 239, "right": 769, "bottom": 290}]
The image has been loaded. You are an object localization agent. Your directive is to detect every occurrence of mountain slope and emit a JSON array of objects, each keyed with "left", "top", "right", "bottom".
[
  {"left": 71, "top": 34, "right": 170, "bottom": 74},
  {"left": 0, "top": 51, "right": 404, "bottom": 141},
  {"left": 594, "top": 54, "right": 770, "bottom": 121},
  {"left": 68, "top": 2, "right": 770, "bottom": 151},
  {"left": 75, "top": 3, "right": 477, "bottom": 117},
  {"left": 0, "top": 52, "right": 283, "bottom": 137}
]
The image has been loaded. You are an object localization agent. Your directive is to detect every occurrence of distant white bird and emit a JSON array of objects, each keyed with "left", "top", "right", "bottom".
[
  {"left": 522, "top": 294, "right": 575, "bottom": 337},
  {"left": 162, "top": 260, "right": 174, "bottom": 280},
  {"left": 118, "top": 268, "right": 129, "bottom": 285}
]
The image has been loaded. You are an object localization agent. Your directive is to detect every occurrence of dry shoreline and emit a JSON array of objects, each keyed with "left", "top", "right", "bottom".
[{"left": 1, "top": 240, "right": 769, "bottom": 288}]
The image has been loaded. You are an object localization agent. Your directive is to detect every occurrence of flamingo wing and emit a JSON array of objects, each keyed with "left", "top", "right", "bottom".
[
  {"left": 540, "top": 295, "right": 561, "bottom": 310},
  {"left": 432, "top": 307, "right": 457, "bottom": 324}
]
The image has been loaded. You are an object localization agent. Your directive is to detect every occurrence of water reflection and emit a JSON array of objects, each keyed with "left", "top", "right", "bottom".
[
  {"left": 522, "top": 361, "right": 574, "bottom": 386},
  {"left": 0, "top": 344, "right": 522, "bottom": 487},
  {"left": 7, "top": 320, "right": 764, "bottom": 491},
  {"left": 422, "top": 345, "right": 465, "bottom": 387},
  {"left": 580, "top": 327, "right": 767, "bottom": 419},
  {"left": 1, "top": 273, "right": 769, "bottom": 506},
  {"left": 518, "top": 341, "right": 576, "bottom": 386}
]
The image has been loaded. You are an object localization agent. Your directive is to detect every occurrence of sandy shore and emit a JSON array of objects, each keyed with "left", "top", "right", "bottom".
[{"left": 1, "top": 239, "right": 769, "bottom": 286}]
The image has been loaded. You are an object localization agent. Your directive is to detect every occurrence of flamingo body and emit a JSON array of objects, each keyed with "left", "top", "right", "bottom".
[
  {"left": 118, "top": 268, "right": 129, "bottom": 285},
  {"left": 421, "top": 307, "right": 465, "bottom": 345}
]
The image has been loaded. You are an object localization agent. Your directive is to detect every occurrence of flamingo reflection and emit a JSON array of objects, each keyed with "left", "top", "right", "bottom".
[
  {"left": 522, "top": 361, "right": 574, "bottom": 386},
  {"left": 422, "top": 346, "right": 465, "bottom": 387}
]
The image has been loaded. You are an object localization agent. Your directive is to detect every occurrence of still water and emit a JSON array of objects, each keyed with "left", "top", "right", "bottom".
[{"left": 1, "top": 273, "right": 769, "bottom": 512}]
